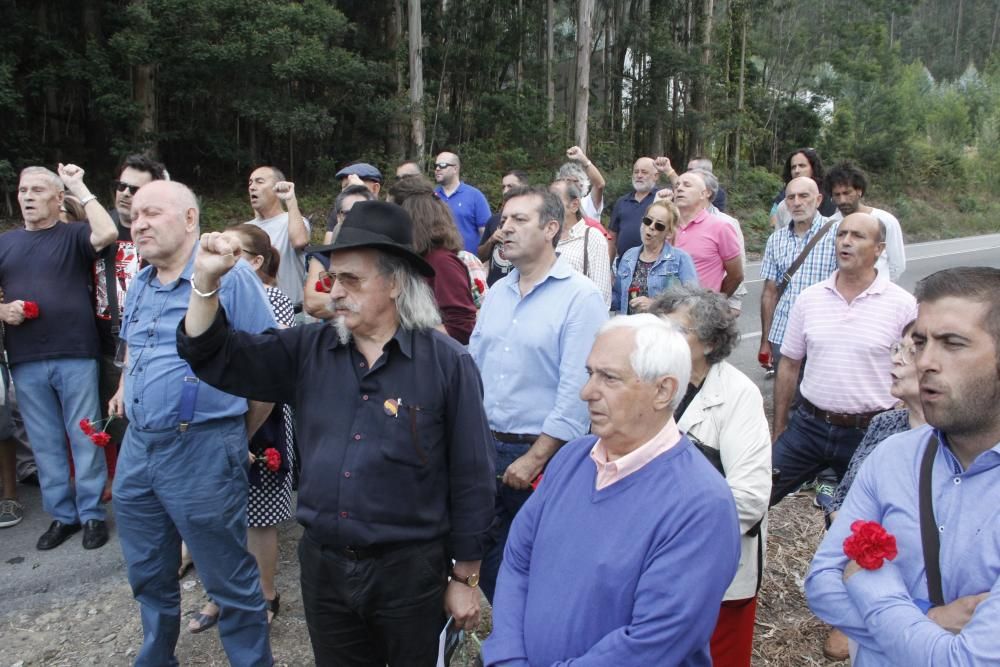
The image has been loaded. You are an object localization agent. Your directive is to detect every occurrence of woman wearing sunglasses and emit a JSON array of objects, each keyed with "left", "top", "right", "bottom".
[{"left": 611, "top": 200, "right": 698, "bottom": 314}]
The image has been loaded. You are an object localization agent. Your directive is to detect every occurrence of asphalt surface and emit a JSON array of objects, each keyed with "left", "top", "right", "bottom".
[{"left": 2, "top": 232, "right": 999, "bottom": 632}]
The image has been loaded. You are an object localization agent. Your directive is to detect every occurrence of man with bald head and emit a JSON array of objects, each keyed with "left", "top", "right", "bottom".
[
  {"left": 110, "top": 180, "right": 276, "bottom": 665},
  {"left": 609, "top": 157, "right": 661, "bottom": 260},
  {"left": 769, "top": 212, "right": 917, "bottom": 507},
  {"left": 433, "top": 151, "right": 492, "bottom": 253},
  {"left": 759, "top": 176, "right": 839, "bottom": 372},
  {"left": 672, "top": 170, "right": 743, "bottom": 295}
]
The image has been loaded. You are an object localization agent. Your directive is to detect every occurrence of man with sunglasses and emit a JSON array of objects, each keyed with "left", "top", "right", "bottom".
[
  {"left": 96, "top": 155, "right": 169, "bottom": 463},
  {"left": 433, "top": 151, "right": 491, "bottom": 254}
]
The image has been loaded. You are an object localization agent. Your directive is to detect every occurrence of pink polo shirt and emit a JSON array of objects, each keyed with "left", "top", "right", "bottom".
[
  {"left": 780, "top": 270, "right": 917, "bottom": 414},
  {"left": 590, "top": 418, "right": 681, "bottom": 490},
  {"left": 674, "top": 209, "right": 742, "bottom": 291}
]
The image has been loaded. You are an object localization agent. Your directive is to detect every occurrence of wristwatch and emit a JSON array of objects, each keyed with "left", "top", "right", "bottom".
[{"left": 451, "top": 570, "right": 480, "bottom": 588}]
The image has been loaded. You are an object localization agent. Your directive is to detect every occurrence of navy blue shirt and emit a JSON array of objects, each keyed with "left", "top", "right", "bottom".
[
  {"left": 609, "top": 190, "right": 659, "bottom": 259},
  {"left": 177, "top": 313, "right": 496, "bottom": 560},
  {"left": 435, "top": 182, "right": 492, "bottom": 253},
  {"left": 0, "top": 222, "right": 99, "bottom": 365}
]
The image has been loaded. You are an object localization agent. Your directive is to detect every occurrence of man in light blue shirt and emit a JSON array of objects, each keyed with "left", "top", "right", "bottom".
[
  {"left": 470, "top": 185, "right": 607, "bottom": 602},
  {"left": 806, "top": 266, "right": 1000, "bottom": 666},
  {"left": 433, "top": 151, "right": 492, "bottom": 253},
  {"left": 111, "top": 180, "right": 276, "bottom": 667}
]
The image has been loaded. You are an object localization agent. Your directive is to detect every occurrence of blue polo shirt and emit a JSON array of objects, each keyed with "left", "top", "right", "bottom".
[
  {"left": 121, "top": 247, "right": 276, "bottom": 431},
  {"left": 435, "top": 182, "right": 492, "bottom": 253},
  {"left": 609, "top": 189, "right": 660, "bottom": 259}
]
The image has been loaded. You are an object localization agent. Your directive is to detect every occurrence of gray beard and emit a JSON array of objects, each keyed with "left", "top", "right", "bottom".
[{"left": 333, "top": 316, "right": 352, "bottom": 345}]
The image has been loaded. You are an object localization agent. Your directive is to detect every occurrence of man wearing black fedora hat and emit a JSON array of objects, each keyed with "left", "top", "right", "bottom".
[{"left": 177, "top": 200, "right": 496, "bottom": 666}]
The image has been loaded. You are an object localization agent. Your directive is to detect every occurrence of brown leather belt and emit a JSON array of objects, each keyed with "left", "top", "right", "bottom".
[
  {"left": 490, "top": 431, "right": 538, "bottom": 444},
  {"left": 800, "top": 399, "right": 879, "bottom": 429}
]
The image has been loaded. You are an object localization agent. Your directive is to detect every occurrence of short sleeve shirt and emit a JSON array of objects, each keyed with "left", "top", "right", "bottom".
[
  {"left": 435, "top": 182, "right": 492, "bottom": 253},
  {"left": 673, "top": 209, "right": 742, "bottom": 292},
  {"left": 0, "top": 222, "right": 100, "bottom": 364},
  {"left": 247, "top": 212, "right": 311, "bottom": 308}
]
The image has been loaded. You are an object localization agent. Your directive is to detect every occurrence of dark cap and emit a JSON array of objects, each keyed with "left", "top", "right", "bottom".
[
  {"left": 309, "top": 201, "right": 433, "bottom": 277},
  {"left": 334, "top": 162, "right": 383, "bottom": 183}
]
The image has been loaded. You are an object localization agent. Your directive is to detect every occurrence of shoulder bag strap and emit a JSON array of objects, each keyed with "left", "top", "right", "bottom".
[
  {"left": 920, "top": 434, "right": 944, "bottom": 606},
  {"left": 776, "top": 219, "right": 835, "bottom": 301},
  {"left": 583, "top": 225, "right": 590, "bottom": 277},
  {"left": 104, "top": 245, "right": 121, "bottom": 336}
]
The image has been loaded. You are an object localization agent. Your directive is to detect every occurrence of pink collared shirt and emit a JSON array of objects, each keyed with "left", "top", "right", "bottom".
[
  {"left": 674, "top": 209, "right": 742, "bottom": 292},
  {"left": 780, "top": 269, "right": 917, "bottom": 413},
  {"left": 590, "top": 419, "right": 682, "bottom": 490}
]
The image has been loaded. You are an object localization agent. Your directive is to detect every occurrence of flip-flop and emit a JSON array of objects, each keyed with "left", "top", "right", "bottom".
[{"left": 188, "top": 610, "right": 219, "bottom": 634}]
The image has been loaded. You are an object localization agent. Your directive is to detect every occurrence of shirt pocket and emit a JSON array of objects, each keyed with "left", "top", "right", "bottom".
[{"left": 378, "top": 401, "right": 445, "bottom": 470}]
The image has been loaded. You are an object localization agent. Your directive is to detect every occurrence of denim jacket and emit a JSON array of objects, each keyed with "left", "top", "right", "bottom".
[{"left": 612, "top": 243, "right": 699, "bottom": 313}]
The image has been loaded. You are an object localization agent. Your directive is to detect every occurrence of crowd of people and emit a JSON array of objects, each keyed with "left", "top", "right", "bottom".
[{"left": 0, "top": 144, "right": 998, "bottom": 667}]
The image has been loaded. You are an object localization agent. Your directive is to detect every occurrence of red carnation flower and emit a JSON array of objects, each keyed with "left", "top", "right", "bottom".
[
  {"left": 90, "top": 432, "right": 111, "bottom": 448},
  {"left": 315, "top": 275, "right": 333, "bottom": 293},
  {"left": 474, "top": 278, "right": 486, "bottom": 294},
  {"left": 628, "top": 286, "right": 640, "bottom": 296},
  {"left": 843, "top": 520, "right": 898, "bottom": 570},
  {"left": 263, "top": 447, "right": 281, "bottom": 472},
  {"left": 22, "top": 301, "right": 40, "bottom": 319},
  {"left": 80, "top": 419, "right": 95, "bottom": 435}
]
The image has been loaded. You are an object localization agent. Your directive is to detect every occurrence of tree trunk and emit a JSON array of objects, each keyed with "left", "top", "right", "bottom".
[
  {"left": 688, "top": 0, "right": 713, "bottom": 157},
  {"left": 135, "top": 64, "right": 158, "bottom": 156},
  {"left": 733, "top": 0, "right": 747, "bottom": 174},
  {"left": 389, "top": 0, "right": 406, "bottom": 160},
  {"left": 575, "top": 0, "right": 595, "bottom": 152},
  {"left": 954, "top": 0, "right": 964, "bottom": 68},
  {"left": 408, "top": 0, "right": 426, "bottom": 163},
  {"left": 546, "top": 0, "right": 555, "bottom": 125}
]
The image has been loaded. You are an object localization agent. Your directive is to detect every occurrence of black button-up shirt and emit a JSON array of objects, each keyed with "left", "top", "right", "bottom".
[{"left": 177, "top": 309, "right": 496, "bottom": 561}]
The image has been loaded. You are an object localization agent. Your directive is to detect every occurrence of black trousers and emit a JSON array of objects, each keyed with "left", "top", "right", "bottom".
[{"left": 298, "top": 533, "right": 449, "bottom": 667}]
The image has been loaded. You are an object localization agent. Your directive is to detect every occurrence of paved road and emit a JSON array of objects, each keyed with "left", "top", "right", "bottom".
[
  {"left": 2, "top": 233, "right": 999, "bottom": 620},
  {"left": 729, "top": 233, "right": 1000, "bottom": 401}
]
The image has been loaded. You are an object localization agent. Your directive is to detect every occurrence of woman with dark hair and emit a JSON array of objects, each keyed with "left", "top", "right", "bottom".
[
  {"left": 770, "top": 148, "right": 839, "bottom": 228},
  {"left": 388, "top": 176, "right": 478, "bottom": 343},
  {"left": 188, "top": 223, "right": 293, "bottom": 633},
  {"left": 649, "top": 286, "right": 771, "bottom": 667}
]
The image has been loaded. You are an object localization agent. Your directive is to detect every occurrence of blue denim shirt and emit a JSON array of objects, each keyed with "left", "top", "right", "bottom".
[
  {"left": 611, "top": 243, "right": 699, "bottom": 313},
  {"left": 469, "top": 255, "right": 607, "bottom": 442},
  {"left": 121, "top": 247, "right": 276, "bottom": 431}
]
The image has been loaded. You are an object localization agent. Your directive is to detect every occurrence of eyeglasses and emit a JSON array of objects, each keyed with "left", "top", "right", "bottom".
[
  {"left": 890, "top": 341, "right": 916, "bottom": 364},
  {"left": 318, "top": 270, "right": 369, "bottom": 291},
  {"left": 114, "top": 181, "right": 141, "bottom": 195},
  {"left": 433, "top": 162, "right": 455, "bottom": 170},
  {"left": 641, "top": 216, "right": 667, "bottom": 232}
]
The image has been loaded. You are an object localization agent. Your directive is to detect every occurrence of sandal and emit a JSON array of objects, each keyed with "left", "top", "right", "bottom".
[
  {"left": 188, "top": 602, "right": 220, "bottom": 634},
  {"left": 267, "top": 592, "right": 280, "bottom": 624}
]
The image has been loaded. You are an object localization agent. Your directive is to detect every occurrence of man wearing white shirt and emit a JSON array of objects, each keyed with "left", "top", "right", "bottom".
[{"left": 825, "top": 162, "right": 905, "bottom": 281}]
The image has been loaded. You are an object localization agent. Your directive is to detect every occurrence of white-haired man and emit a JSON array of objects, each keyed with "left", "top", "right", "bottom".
[
  {"left": 0, "top": 164, "right": 117, "bottom": 548},
  {"left": 178, "top": 201, "right": 496, "bottom": 665},
  {"left": 483, "top": 314, "right": 740, "bottom": 666}
]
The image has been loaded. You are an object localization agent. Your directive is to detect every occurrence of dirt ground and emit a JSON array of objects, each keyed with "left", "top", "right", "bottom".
[{"left": 0, "top": 492, "right": 845, "bottom": 667}]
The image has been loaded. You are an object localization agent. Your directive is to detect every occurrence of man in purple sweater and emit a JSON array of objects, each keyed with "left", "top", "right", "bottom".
[{"left": 483, "top": 314, "right": 740, "bottom": 666}]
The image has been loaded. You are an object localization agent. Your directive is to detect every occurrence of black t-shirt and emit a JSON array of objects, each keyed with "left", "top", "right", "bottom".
[
  {"left": 94, "top": 210, "right": 135, "bottom": 355},
  {"left": 480, "top": 213, "right": 513, "bottom": 286},
  {"left": 0, "top": 222, "right": 100, "bottom": 364}
]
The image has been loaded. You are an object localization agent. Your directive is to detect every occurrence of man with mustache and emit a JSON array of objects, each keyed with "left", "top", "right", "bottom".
[
  {"left": 807, "top": 266, "right": 1000, "bottom": 665},
  {"left": 769, "top": 213, "right": 916, "bottom": 507},
  {"left": 177, "top": 201, "right": 495, "bottom": 665}
]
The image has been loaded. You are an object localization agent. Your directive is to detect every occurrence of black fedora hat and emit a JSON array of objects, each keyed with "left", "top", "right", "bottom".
[{"left": 309, "top": 200, "right": 434, "bottom": 277}]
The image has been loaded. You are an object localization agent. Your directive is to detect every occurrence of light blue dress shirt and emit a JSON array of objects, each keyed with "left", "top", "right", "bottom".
[
  {"left": 121, "top": 249, "right": 276, "bottom": 431},
  {"left": 806, "top": 425, "right": 1000, "bottom": 666},
  {"left": 469, "top": 255, "right": 607, "bottom": 442}
]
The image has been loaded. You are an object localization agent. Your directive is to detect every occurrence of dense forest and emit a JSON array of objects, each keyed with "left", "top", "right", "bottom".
[{"left": 3, "top": 0, "right": 1000, "bottom": 232}]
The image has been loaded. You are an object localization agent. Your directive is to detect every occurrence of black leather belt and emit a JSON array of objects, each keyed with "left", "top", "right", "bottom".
[
  {"left": 800, "top": 399, "right": 880, "bottom": 429},
  {"left": 490, "top": 431, "right": 538, "bottom": 444},
  {"left": 306, "top": 532, "right": 418, "bottom": 561}
]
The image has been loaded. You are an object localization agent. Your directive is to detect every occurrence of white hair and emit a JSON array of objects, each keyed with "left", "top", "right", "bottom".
[
  {"left": 555, "top": 162, "right": 592, "bottom": 196},
  {"left": 600, "top": 314, "right": 692, "bottom": 409},
  {"left": 19, "top": 166, "right": 62, "bottom": 191},
  {"left": 376, "top": 253, "right": 443, "bottom": 331}
]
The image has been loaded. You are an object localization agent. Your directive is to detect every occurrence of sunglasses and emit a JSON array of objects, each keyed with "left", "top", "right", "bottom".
[
  {"left": 114, "top": 181, "right": 141, "bottom": 195},
  {"left": 641, "top": 216, "right": 667, "bottom": 232},
  {"left": 433, "top": 162, "right": 455, "bottom": 170}
]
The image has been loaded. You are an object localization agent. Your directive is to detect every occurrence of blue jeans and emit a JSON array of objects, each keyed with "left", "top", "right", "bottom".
[
  {"left": 480, "top": 440, "right": 534, "bottom": 603},
  {"left": 10, "top": 358, "right": 106, "bottom": 523},
  {"left": 769, "top": 406, "right": 866, "bottom": 506},
  {"left": 113, "top": 417, "right": 272, "bottom": 667}
]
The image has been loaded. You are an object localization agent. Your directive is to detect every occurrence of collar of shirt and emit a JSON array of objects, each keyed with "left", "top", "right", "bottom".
[
  {"left": 680, "top": 207, "right": 710, "bottom": 229},
  {"left": 504, "top": 255, "right": 574, "bottom": 296},
  {"left": 325, "top": 323, "right": 415, "bottom": 361},
  {"left": 589, "top": 418, "right": 682, "bottom": 490},
  {"left": 783, "top": 212, "right": 826, "bottom": 237},
  {"left": 138, "top": 242, "right": 197, "bottom": 290},
  {"left": 557, "top": 220, "right": 589, "bottom": 245},
  {"left": 435, "top": 182, "right": 466, "bottom": 200},
  {"left": 937, "top": 428, "right": 1000, "bottom": 474},
  {"left": 821, "top": 267, "right": 891, "bottom": 302}
]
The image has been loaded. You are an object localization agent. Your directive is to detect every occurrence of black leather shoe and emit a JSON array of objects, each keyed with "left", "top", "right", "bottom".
[
  {"left": 37, "top": 520, "right": 81, "bottom": 550},
  {"left": 82, "top": 519, "right": 109, "bottom": 550}
]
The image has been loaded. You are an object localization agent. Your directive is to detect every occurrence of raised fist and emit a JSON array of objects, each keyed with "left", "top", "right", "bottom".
[
  {"left": 273, "top": 181, "right": 296, "bottom": 201},
  {"left": 653, "top": 157, "right": 673, "bottom": 174},
  {"left": 566, "top": 146, "right": 588, "bottom": 164}
]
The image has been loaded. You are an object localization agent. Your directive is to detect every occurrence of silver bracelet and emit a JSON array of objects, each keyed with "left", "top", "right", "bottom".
[
  {"left": 190, "top": 276, "right": 220, "bottom": 298},
  {"left": 79, "top": 194, "right": 98, "bottom": 206}
]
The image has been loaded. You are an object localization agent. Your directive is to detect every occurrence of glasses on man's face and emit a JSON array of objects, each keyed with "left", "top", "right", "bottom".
[
  {"left": 890, "top": 341, "right": 916, "bottom": 364},
  {"left": 114, "top": 181, "right": 141, "bottom": 195},
  {"left": 319, "top": 270, "right": 369, "bottom": 292},
  {"left": 641, "top": 216, "right": 667, "bottom": 232},
  {"left": 433, "top": 162, "right": 455, "bottom": 170}
]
